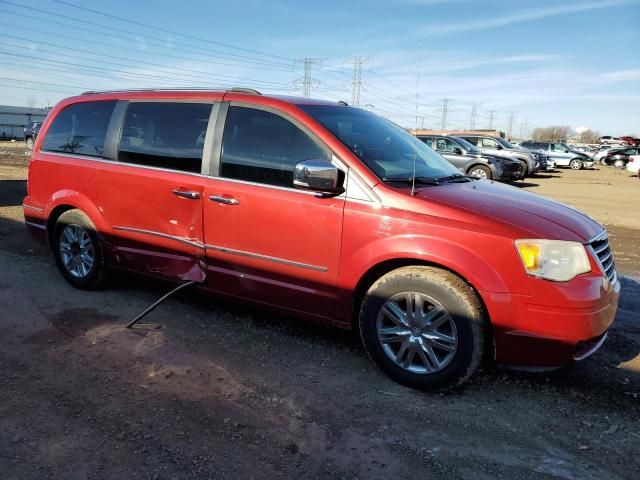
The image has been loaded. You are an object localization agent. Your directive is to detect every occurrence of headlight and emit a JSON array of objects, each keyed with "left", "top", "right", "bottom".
[{"left": 515, "top": 239, "right": 591, "bottom": 282}]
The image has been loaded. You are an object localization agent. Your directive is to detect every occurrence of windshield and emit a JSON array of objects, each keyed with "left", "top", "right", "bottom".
[
  {"left": 299, "top": 105, "right": 459, "bottom": 181},
  {"left": 451, "top": 136, "right": 481, "bottom": 154},
  {"left": 496, "top": 137, "right": 515, "bottom": 149}
]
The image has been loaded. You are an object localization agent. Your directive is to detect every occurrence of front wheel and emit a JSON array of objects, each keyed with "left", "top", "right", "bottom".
[
  {"left": 468, "top": 164, "right": 492, "bottom": 179},
  {"left": 359, "top": 266, "right": 487, "bottom": 391},
  {"left": 569, "top": 159, "right": 583, "bottom": 170},
  {"left": 52, "top": 210, "right": 106, "bottom": 289}
]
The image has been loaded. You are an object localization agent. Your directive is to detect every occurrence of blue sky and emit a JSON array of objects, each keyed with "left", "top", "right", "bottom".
[{"left": 1, "top": 0, "right": 639, "bottom": 136}]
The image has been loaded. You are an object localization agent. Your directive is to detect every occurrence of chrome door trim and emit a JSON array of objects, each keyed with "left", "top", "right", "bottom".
[
  {"left": 113, "top": 226, "right": 204, "bottom": 249},
  {"left": 22, "top": 204, "right": 44, "bottom": 212},
  {"left": 204, "top": 243, "right": 328, "bottom": 272},
  {"left": 25, "top": 220, "right": 46, "bottom": 230}
]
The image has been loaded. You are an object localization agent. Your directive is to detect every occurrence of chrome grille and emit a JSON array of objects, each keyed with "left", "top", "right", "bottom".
[{"left": 589, "top": 232, "right": 617, "bottom": 284}]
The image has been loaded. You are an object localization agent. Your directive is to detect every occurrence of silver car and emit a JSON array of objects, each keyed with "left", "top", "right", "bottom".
[{"left": 520, "top": 141, "right": 594, "bottom": 170}]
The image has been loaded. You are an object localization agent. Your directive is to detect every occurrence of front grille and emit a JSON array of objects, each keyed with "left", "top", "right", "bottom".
[{"left": 589, "top": 232, "right": 617, "bottom": 284}]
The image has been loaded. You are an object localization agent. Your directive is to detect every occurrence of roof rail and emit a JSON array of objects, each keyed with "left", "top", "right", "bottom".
[
  {"left": 81, "top": 87, "right": 225, "bottom": 95},
  {"left": 226, "top": 87, "right": 262, "bottom": 95}
]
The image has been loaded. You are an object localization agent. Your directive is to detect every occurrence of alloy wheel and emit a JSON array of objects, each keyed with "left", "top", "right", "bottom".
[
  {"left": 470, "top": 168, "right": 488, "bottom": 179},
  {"left": 376, "top": 292, "right": 458, "bottom": 374},
  {"left": 570, "top": 160, "right": 582, "bottom": 170},
  {"left": 59, "top": 224, "right": 95, "bottom": 278}
]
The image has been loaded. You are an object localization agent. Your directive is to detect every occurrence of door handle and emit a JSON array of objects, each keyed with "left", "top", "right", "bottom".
[
  {"left": 209, "top": 195, "right": 239, "bottom": 205},
  {"left": 172, "top": 189, "right": 200, "bottom": 200}
]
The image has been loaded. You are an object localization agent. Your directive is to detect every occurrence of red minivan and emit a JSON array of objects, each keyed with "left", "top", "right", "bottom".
[{"left": 23, "top": 89, "right": 620, "bottom": 390}]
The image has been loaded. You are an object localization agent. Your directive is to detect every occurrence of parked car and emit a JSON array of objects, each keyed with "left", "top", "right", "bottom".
[
  {"left": 23, "top": 89, "right": 620, "bottom": 391},
  {"left": 520, "top": 141, "right": 594, "bottom": 170},
  {"left": 457, "top": 135, "right": 540, "bottom": 176},
  {"left": 599, "top": 136, "right": 627, "bottom": 146},
  {"left": 514, "top": 144, "right": 553, "bottom": 170},
  {"left": 24, "top": 121, "right": 42, "bottom": 149},
  {"left": 418, "top": 135, "right": 524, "bottom": 181},
  {"left": 594, "top": 145, "right": 624, "bottom": 163},
  {"left": 603, "top": 146, "right": 640, "bottom": 168},
  {"left": 627, "top": 155, "right": 640, "bottom": 178},
  {"left": 618, "top": 136, "right": 640, "bottom": 146}
]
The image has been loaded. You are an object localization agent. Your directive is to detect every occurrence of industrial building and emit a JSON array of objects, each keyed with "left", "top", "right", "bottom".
[{"left": 0, "top": 105, "right": 49, "bottom": 140}]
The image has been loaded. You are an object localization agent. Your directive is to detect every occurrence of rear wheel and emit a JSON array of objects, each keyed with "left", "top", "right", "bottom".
[
  {"left": 468, "top": 164, "right": 492, "bottom": 179},
  {"left": 359, "top": 266, "right": 486, "bottom": 391},
  {"left": 569, "top": 159, "right": 583, "bottom": 170},
  {"left": 613, "top": 159, "right": 625, "bottom": 169},
  {"left": 25, "top": 137, "right": 34, "bottom": 149},
  {"left": 52, "top": 210, "right": 106, "bottom": 290}
]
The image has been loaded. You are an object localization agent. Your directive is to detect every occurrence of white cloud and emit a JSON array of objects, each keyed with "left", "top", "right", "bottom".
[
  {"left": 600, "top": 68, "right": 640, "bottom": 82},
  {"left": 424, "top": 0, "right": 632, "bottom": 36}
]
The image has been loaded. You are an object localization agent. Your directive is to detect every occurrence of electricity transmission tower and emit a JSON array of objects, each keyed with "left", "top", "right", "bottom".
[
  {"left": 295, "top": 58, "right": 323, "bottom": 97},
  {"left": 469, "top": 103, "right": 478, "bottom": 130},
  {"left": 440, "top": 98, "right": 450, "bottom": 130},
  {"left": 350, "top": 57, "right": 364, "bottom": 107},
  {"left": 488, "top": 110, "right": 496, "bottom": 129},
  {"left": 506, "top": 113, "right": 515, "bottom": 139}
]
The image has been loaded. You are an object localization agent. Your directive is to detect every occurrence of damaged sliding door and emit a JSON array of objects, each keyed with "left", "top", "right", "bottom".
[{"left": 96, "top": 100, "right": 219, "bottom": 281}]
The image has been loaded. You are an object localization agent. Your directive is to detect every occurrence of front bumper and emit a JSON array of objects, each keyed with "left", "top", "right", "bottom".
[{"left": 482, "top": 273, "right": 620, "bottom": 367}]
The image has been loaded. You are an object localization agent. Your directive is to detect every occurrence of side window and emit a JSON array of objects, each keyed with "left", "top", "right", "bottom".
[
  {"left": 220, "top": 106, "right": 330, "bottom": 187},
  {"left": 462, "top": 137, "right": 478, "bottom": 146},
  {"left": 481, "top": 138, "right": 499, "bottom": 148},
  {"left": 435, "top": 139, "right": 447, "bottom": 151},
  {"left": 41, "top": 100, "right": 116, "bottom": 157},
  {"left": 118, "top": 102, "right": 212, "bottom": 173},
  {"left": 551, "top": 144, "right": 566, "bottom": 153}
]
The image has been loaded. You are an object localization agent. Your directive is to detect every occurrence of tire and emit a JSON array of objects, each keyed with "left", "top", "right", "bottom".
[
  {"left": 52, "top": 210, "right": 106, "bottom": 290},
  {"left": 25, "top": 137, "right": 34, "bottom": 149},
  {"left": 468, "top": 164, "right": 492, "bottom": 180},
  {"left": 613, "top": 159, "right": 625, "bottom": 169},
  {"left": 359, "top": 266, "right": 486, "bottom": 391},
  {"left": 569, "top": 159, "right": 583, "bottom": 170}
]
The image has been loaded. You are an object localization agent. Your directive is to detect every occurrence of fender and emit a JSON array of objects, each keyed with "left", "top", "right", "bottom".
[
  {"left": 45, "top": 189, "right": 113, "bottom": 237},
  {"left": 332, "top": 233, "right": 527, "bottom": 326}
]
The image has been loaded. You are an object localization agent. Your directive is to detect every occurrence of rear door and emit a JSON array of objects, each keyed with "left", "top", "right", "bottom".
[
  {"left": 433, "top": 137, "right": 468, "bottom": 170},
  {"left": 201, "top": 103, "right": 345, "bottom": 318},
  {"left": 97, "top": 100, "right": 217, "bottom": 280}
]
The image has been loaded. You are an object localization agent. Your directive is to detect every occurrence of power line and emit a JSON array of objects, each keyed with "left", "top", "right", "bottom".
[
  {"left": 0, "top": 1, "right": 294, "bottom": 69},
  {"left": 0, "top": 16, "right": 294, "bottom": 73},
  {"left": 50, "top": 0, "right": 293, "bottom": 62},
  {"left": 0, "top": 34, "right": 293, "bottom": 89}
]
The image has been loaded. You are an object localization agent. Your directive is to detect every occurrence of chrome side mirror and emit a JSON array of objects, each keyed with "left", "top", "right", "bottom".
[{"left": 293, "top": 160, "right": 345, "bottom": 194}]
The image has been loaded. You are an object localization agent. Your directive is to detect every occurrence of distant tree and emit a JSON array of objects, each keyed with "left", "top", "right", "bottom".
[
  {"left": 25, "top": 95, "right": 38, "bottom": 109},
  {"left": 531, "top": 126, "right": 572, "bottom": 142},
  {"left": 578, "top": 129, "right": 601, "bottom": 144}
]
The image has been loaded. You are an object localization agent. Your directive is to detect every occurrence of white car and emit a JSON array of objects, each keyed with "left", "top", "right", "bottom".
[
  {"left": 627, "top": 155, "right": 640, "bottom": 177},
  {"left": 595, "top": 145, "right": 625, "bottom": 163}
]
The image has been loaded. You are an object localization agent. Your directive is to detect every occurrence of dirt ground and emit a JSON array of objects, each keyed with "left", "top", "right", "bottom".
[{"left": 1, "top": 142, "right": 639, "bottom": 479}]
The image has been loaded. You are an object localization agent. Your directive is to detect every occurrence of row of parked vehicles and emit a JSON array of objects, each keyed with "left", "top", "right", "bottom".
[{"left": 417, "top": 134, "right": 596, "bottom": 182}]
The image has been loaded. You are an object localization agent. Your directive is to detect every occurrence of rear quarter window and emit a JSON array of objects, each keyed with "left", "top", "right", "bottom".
[
  {"left": 118, "top": 102, "right": 212, "bottom": 174},
  {"left": 41, "top": 100, "right": 116, "bottom": 157}
]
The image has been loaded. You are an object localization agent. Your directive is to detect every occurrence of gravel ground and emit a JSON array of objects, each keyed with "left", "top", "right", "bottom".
[{"left": 1, "top": 144, "right": 639, "bottom": 479}]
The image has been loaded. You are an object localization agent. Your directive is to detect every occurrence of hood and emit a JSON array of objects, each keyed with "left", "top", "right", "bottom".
[{"left": 415, "top": 180, "right": 603, "bottom": 242}]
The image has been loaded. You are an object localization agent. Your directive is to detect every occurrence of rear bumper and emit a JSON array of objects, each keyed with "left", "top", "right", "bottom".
[{"left": 482, "top": 274, "right": 620, "bottom": 367}]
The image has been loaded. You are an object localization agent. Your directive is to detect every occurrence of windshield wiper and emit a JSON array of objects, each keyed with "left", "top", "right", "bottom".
[
  {"left": 382, "top": 176, "right": 440, "bottom": 185},
  {"left": 434, "top": 174, "right": 472, "bottom": 183}
]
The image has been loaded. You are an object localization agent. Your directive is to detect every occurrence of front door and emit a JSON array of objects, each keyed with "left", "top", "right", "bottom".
[
  {"left": 202, "top": 104, "right": 345, "bottom": 318},
  {"left": 97, "top": 101, "right": 215, "bottom": 280}
]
